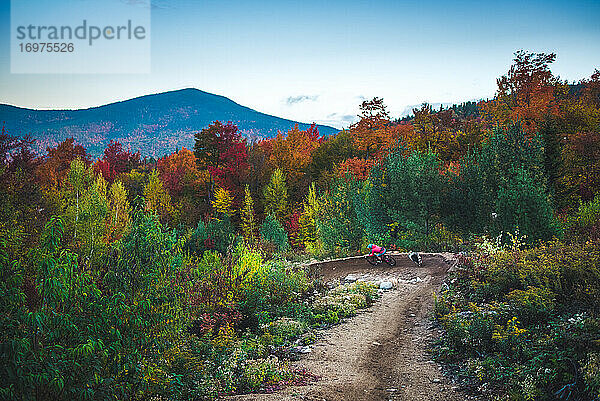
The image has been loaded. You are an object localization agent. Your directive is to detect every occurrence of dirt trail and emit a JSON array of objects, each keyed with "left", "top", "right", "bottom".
[{"left": 229, "top": 254, "right": 472, "bottom": 401}]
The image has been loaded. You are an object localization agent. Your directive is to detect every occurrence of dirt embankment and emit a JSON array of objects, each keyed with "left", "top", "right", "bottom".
[{"left": 229, "top": 253, "right": 477, "bottom": 401}]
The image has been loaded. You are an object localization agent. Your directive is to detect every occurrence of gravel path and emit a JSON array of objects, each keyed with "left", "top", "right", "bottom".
[{"left": 228, "top": 253, "right": 473, "bottom": 401}]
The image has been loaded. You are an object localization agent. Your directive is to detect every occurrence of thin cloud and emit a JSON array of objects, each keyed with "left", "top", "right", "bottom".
[
  {"left": 327, "top": 112, "right": 356, "bottom": 122},
  {"left": 320, "top": 112, "right": 358, "bottom": 129},
  {"left": 285, "top": 95, "right": 319, "bottom": 105}
]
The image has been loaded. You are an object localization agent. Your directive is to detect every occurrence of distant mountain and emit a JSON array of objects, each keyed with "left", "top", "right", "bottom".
[{"left": 0, "top": 88, "right": 339, "bottom": 157}]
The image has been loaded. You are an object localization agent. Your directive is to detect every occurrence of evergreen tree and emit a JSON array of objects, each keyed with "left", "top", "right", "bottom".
[
  {"left": 317, "top": 178, "right": 363, "bottom": 255},
  {"left": 539, "top": 118, "right": 563, "bottom": 202},
  {"left": 263, "top": 168, "right": 288, "bottom": 222},
  {"left": 370, "top": 149, "right": 443, "bottom": 237},
  {"left": 479, "top": 123, "right": 546, "bottom": 195},
  {"left": 260, "top": 214, "right": 289, "bottom": 252},
  {"left": 299, "top": 182, "right": 319, "bottom": 248},
  {"left": 441, "top": 151, "right": 492, "bottom": 234},
  {"left": 496, "top": 167, "right": 562, "bottom": 242},
  {"left": 241, "top": 185, "right": 256, "bottom": 243},
  {"left": 442, "top": 124, "right": 560, "bottom": 242}
]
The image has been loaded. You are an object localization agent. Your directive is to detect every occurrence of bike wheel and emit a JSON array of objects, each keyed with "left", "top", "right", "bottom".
[
  {"left": 365, "top": 255, "right": 378, "bottom": 266},
  {"left": 383, "top": 255, "right": 396, "bottom": 266}
]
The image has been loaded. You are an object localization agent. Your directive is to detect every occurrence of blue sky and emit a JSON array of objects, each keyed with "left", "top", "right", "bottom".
[{"left": 1, "top": 0, "right": 599, "bottom": 128}]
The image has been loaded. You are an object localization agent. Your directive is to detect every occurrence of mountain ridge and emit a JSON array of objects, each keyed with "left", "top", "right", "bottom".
[{"left": 0, "top": 88, "right": 339, "bottom": 157}]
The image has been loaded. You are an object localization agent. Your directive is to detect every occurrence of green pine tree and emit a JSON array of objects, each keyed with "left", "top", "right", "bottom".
[
  {"left": 241, "top": 185, "right": 256, "bottom": 244},
  {"left": 263, "top": 168, "right": 288, "bottom": 222},
  {"left": 299, "top": 182, "right": 319, "bottom": 248}
]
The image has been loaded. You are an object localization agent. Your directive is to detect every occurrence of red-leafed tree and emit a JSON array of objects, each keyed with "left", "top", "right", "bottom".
[
  {"left": 285, "top": 210, "right": 302, "bottom": 249},
  {"left": 193, "top": 121, "right": 248, "bottom": 201},
  {"left": 93, "top": 140, "right": 140, "bottom": 183}
]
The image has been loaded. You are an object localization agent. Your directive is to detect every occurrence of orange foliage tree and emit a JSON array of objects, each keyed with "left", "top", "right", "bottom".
[
  {"left": 480, "top": 50, "right": 560, "bottom": 133},
  {"left": 157, "top": 147, "right": 207, "bottom": 197},
  {"left": 349, "top": 97, "right": 402, "bottom": 159},
  {"left": 157, "top": 147, "right": 209, "bottom": 225},
  {"left": 266, "top": 124, "right": 322, "bottom": 201},
  {"left": 36, "top": 138, "right": 91, "bottom": 189},
  {"left": 405, "top": 104, "right": 484, "bottom": 161},
  {"left": 337, "top": 157, "right": 377, "bottom": 180}
]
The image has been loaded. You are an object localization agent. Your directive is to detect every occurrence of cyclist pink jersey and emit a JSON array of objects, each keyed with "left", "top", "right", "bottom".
[{"left": 368, "top": 244, "right": 386, "bottom": 256}]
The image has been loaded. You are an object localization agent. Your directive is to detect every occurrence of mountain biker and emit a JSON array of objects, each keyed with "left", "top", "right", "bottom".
[{"left": 368, "top": 244, "right": 386, "bottom": 259}]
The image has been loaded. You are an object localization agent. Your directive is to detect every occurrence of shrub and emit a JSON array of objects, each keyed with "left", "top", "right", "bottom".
[
  {"left": 312, "top": 294, "right": 357, "bottom": 318},
  {"left": 187, "top": 215, "right": 236, "bottom": 255},
  {"left": 317, "top": 178, "right": 364, "bottom": 256},
  {"left": 426, "top": 223, "right": 464, "bottom": 252},
  {"left": 237, "top": 257, "right": 309, "bottom": 332},
  {"left": 433, "top": 240, "right": 600, "bottom": 400},
  {"left": 260, "top": 318, "right": 307, "bottom": 345},
  {"left": 260, "top": 215, "right": 289, "bottom": 252},
  {"left": 506, "top": 286, "right": 554, "bottom": 323},
  {"left": 311, "top": 281, "right": 378, "bottom": 324},
  {"left": 0, "top": 214, "right": 191, "bottom": 401},
  {"left": 241, "top": 356, "right": 293, "bottom": 392},
  {"left": 583, "top": 352, "right": 600, "bottom": 398},
  {"left": 567, "top": 194, "right": 600, "bottom": 241},
  {"left": 331, "top": 281, "right": 379, "bottom": 305}
]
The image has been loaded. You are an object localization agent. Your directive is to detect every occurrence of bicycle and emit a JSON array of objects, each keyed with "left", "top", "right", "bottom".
[{"left": 365, "top": 253, "right": 396, "bottom": 266}]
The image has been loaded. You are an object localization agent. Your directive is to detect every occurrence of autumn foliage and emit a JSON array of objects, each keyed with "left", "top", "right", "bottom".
[{"left": 2, "top": 50, "right": 600, "bottom": 401}]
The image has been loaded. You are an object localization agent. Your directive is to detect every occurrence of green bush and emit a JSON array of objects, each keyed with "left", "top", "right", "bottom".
[
  {"left": 433, "top": 241, "right": 600, "bottom": 400},
  {"left": 330, "top": 281, "right": 379, "bottom": 305},
  {"left": 311, "top": 310, "right": 340, "bottom": 326},
  {"left": 241, "top": 356, "right": 293, "bottom": 392},
  {"left": 311, "top": 281, "right": 378, "bottom": 324},
  {"left": 187, "top": 214, "right": 236, "bottom": 255},
  {"left": 260, "top": 318, "right": 307, "bottom": 345},
  {"left": 1, "top": 214, "right": 192, "bottom": 401},
  {"left": 317, "top": 178, "right": 364, "bottom": 256},
  {"left": 238, "top": 259, "right": 309, "bottom": 331},
  {"left": 583, "top": 352, "right": 600, "bottom": 398},
  {"left": 567, "top": 194, "right": 600, "bottom": 241},
  {"left": 506, "top": 286, "right": 554, "bottom": 323},
  {"left": 260, "top": 215, "right": 289, "bottom": 253}
]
